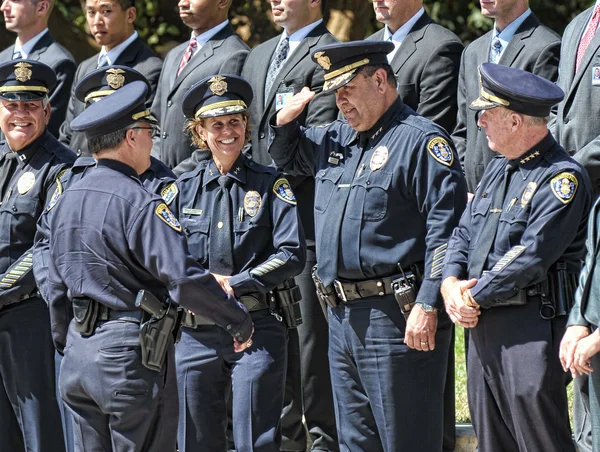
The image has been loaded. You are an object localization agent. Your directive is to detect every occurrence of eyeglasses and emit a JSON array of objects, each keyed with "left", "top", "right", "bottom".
[{"left": 130, "top": 126, "right": 159, "bottom": 138}]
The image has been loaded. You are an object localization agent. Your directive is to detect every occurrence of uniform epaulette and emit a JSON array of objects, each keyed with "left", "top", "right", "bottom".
[
  {"left": 244, "top": 156, "right": 277, "bottom": 175},
  {"left": 178, "top": 160, "right": 209, "bottom": 181}
]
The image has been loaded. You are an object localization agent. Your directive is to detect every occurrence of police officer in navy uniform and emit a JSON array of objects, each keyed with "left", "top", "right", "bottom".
[
  {"left": 270, "top": 41, "right": 468, "bottom": 451},
  {"left": 169, "top": 75, "right": 305, "bottom": 451},
  {"left": 0, "top": 59, "right": 75, "bottom": 451},
  {"left": 32, "top": 64, "right": 176, "bottom": 452},
  {"left": 36, "top": 81, "right": 253, "bottom": 452},
  {"left": 441, "top": 63, "right": 590, "bottom": 452}
]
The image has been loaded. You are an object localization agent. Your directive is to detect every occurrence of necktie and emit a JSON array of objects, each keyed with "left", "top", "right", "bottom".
[
  {"left": 576, "top": 5, "right": 600, "bottom": 72},
  {"left": 469, "top": 159, "right": 518, "bottom": 279},
  {"left": 265, "top": 37, "right": 290, "bottom": 104},
  {"left": 97, "top": 53, "right": 109, "bottom": 69},
  {"left": 0, "top": 152, "right": 19, "bottom": 202},
  {"left": 490, "top": 38, "right": 503, "bottom": 64},
  {"left": 209, "top": 176, "right": 234, "bottom": 275},
  {"left": 177, "top": 39, "right": 198, "bottom": 77},
  {"left": 12, "top": 50, "right": 22, "bottom": 60},
  {"left": 317, "top": 138, "right": 368, "bottom": 286}
]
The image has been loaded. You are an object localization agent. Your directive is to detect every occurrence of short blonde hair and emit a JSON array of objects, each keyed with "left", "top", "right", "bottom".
[{"left": 184, "top": 112, "right": 251, "bottom": 150}]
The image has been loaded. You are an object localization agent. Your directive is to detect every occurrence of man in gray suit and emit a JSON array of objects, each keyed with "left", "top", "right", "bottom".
[
  {"left": 0, "top": 0, "right": 76, "bottom": 138},
  {"left": 241, "top": 1, "right": 339, "bottom": 450},
  {"left": 552, "top": 4, "right": 600, "bottom": 450},
  {"left": 368, "top": 0, "right": 463, "bottom": 134},
  {"left": 451, "top": 0, "right": 560, "bottom": 194},
  {"left": 151, "top": 0, "right": 248, "bottom": 169},
  {"left": 58, "top": 0, "right": 162, "bottom": 156}
]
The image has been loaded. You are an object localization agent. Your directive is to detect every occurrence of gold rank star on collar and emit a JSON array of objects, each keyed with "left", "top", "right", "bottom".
[{"left": 519, "top": 150, "right": 540, "bottom": 165}]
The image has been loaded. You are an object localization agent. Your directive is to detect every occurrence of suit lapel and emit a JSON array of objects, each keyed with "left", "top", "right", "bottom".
[
  {"left": 170, "top": 25, "right": 235, "bottom": 96},
  {"left": 498, "top": 14, "right": 539, "bottom": 66},
  {"left": 114, "top": 36, "right": 143, "bottom": 66},
  {"left": 168, "top": 45, "right": 186, "bottom": 91},
  {"left": 27, "top": 32, "right": 53, "bottom": 62},
  {"left": 390, "top": 13, "right": 432, "bottom": 74}
]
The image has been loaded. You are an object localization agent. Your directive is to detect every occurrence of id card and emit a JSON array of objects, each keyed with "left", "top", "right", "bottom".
[
  {"left": 593, "top": 66, "right": 600, "bottom": 85},
  {"left": 275, "top": 88, "right": 295, "bottom": 111}
]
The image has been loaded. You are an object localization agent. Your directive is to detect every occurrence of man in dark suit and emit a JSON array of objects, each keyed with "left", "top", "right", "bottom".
[
  {"left": 451, "top": 0, "right": 560, "bottom": 194},
  {"left": 368, "top": 0, "right": 463, "bottom": 134},
  {"left": 241, "top": 1, "right": 339, "bottom": 451},
  {"left": 58, "top": 0, "right": 162, "bottom": 155},
  {"left": 0, "top": 0, "right": 76, "bottom": 138},
  {"left": 551, "top": 5, "right": 600, "bottom": 450},
  {"left": 151, "top": 0, "right": 248, "bottom": 169},
  {"left": 368, "top": 4, "right": 462, "bottom": 449}
]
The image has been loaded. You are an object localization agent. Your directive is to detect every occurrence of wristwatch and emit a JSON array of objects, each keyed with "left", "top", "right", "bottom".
[{"left": 416, "top": 303, "right": 438, "bottom": 314}]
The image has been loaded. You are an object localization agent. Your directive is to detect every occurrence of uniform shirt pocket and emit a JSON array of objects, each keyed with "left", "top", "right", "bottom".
[
  {"left": 498, "top": 207, "right": 529, "bottom": 250},
  {"left": 181, "top": 217, "right": 210, "bottom": 264},
  {"left": 347, "top": 171, "right": 392, "bottom": 221},
  {"left": 315, "top": 167, "right": 343, "bottom": 213}
]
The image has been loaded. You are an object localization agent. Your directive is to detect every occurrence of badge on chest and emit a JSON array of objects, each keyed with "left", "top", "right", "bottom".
[
  {"left": 370, "top": 146, "right": 389, "bottom": 171},
  {"left": 17, "top": 172, "right": 35, "bottom": 195}
]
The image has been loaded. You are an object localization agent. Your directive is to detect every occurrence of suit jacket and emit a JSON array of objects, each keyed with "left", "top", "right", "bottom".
[
  {"left": 552, "top": 6, "right": 600, "bottom": 197},
  {"left": 0, "top": 32, "right": 76, "bottom": 138},
  {"left": 58, "top": 36, "right": 162, "bottom": 155},
  {"left": 151, "top": 24, "right": 249, "bottom": 168},
  {"left": 368, "top": 12, "right": 463, "bottom": 134},
  {"left": 569, "top": 198, "right": 600, "bottom": 328},
  {"left": 241, "top": 21, "right": 338, "bottom": 241},
  {"left": 452, "top": 13, "right": 560, "bottom": 192}
]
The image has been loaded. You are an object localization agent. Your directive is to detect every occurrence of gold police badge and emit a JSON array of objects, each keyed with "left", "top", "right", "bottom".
[
  {"left": 370, "top": 146, "right": 389, "bottom": 171},
  {"left": 17, "top": 172, "right": 35, "bottom": 195},
  {"left": 244, "top": 191, "right": 261, "bottom": 217},
  {"left": 14, "top": 62, "right": 32, "bottom": 83},
  {"left": 520, "top": 182, "right": 537, "bottom": 207},
  {"left": 106, "top": 68, "right": 126, "bottom": 89},
  {"left": 208, "top": 75, "right": 227, "bottom": 96},
  {"left": 314, "top": 51, "right": 331, "bottom": 70}
]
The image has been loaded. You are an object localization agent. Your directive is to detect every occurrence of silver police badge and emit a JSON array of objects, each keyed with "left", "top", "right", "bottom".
[
  {"left": 155, "top": 203, "right": 182, "bottom": 231},
  {"left": 244, "top": 191, "right": 261, "bottom": 217},
  {"left": 551, "top": 173, "right": 578, "bottom": 204},
  {"left": 273, "top": 178, "right": 297, "bottom": 205},
  {"left": 427, "top": 137, "right": 454, "bottom": 167},
  {"left": 520, "top": 182, "right": 537, "bottom": 208},
  {"left": 370, "top": 146, "right": 389, "bottom": 171},
  {"left": 17, "top": 172, "right": 35, "bottom": 194}
]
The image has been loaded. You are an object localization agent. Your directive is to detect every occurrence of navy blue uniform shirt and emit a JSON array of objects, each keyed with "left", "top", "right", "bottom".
[
  {"left": 38, "top": 158, "right": 252, "bottom": 347},
  {"left": 0, "top": 130, "right": 75, "bottom": 306},
  {"left": 171, "top": 154, "right": 306, "bottom": 295},
  {"left": 269, "top": 98, "right": 468, "bottom": 308},
  {"left": 442, "top": 133, "right": 592, "bottom": 308}
]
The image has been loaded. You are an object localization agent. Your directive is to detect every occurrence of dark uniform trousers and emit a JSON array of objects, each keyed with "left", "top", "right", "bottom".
[
  {"left": 59, "top": 318, "right": 177, "bottom": 452},
  {"left": 328, "top": 295, "right": 451, "bottom": 452},
  {"left": 0, "top": 298, "right": 65, "bottom": 452},
  {"left": 176, "top": 309, "right": 287, "bottom": 452},
  {"left": 467, "top": 300, "right": 573, "bottom": 452}
]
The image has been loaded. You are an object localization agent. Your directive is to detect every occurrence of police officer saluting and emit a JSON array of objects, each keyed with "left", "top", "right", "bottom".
[
  {"left": 0, "top": 60, "right": 75, "bottom": 451},
  {"left": 271, "top": 41, "right": 468, "bottom": 451},
  {"left": 441, "top": 64, "right": 591, "bottom": 452},
  {"left": 37, "top": 81, "right": 253, "bottom": 451}
]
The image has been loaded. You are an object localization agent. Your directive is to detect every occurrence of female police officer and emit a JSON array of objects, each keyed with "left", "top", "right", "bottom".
[{"left": 171, "top": 74, "right": 306, "bottom": 452}]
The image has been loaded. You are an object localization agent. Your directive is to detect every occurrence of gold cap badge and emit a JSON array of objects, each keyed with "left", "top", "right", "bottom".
[
  {"left": 314, "top": 51, "right": 331, "bottom": 70},
  {"left": 14, "top": 62, "right": 32, "bottom": 83},
  {"left": 208, "top": 75, "right": 228, "bottom": 96},
  {"left": 106, "top": 68, "right": 126, "bottom": 89}
]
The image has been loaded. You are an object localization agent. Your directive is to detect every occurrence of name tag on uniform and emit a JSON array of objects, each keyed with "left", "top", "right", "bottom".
[
  {"left": 275, "top": 88, "right": 294, "bottom": 111},
  {"left": 592, "top": 66, "right": 600, "bottom": 85},
  {"left": 182, "top": 208, "right": 203, "bottom": 216}
]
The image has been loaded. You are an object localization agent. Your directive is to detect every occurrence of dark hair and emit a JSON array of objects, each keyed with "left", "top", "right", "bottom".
[
  {"left": 361, "top": 64, "right": 397, "bottom": 88},
  {"left": 88, "top": 126, "right": 129, "bottom": 154},
  {"left": 321, "top": 0, "right": 327, "bottom": 14},
  {"left": 115, "top": 0, "right": 134, "bottom": 10}
]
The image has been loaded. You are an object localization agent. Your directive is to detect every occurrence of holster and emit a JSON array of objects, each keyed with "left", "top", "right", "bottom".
[
  {"left": 72, "top": 297, "right": 99, "bottom": 336},
  {"left": 311, "top": 265, "right": 339, "bottom": 314},
  {"left": 136, "top": 290, "right": 184, "bottom": 372},
  {"left": 270, "top": 279, "right": 303, "bottom": 329}
]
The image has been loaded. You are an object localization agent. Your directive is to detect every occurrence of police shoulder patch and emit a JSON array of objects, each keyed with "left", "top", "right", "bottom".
[
  {"left": 550, "top": 172, "right": 578, "bottom": 204},
  {"left": 155, "top": 203, "right": 182, "bottom": 231},
  {"left": 161, "top": 183, "right": 178, "bottom": 205},
  {"left": 427, "top": 137, "right": 454, "bottom": 167},
  {"left": 273, "top": 178, "right": 296, "bottom": 205}
]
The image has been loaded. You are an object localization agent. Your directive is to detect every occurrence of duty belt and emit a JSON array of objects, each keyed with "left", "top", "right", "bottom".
[
  {"left": 182, "top": 292, "right": 270, "bottom": 329},
  {"left": 333, "top": 276, "right": 398, "bottom": 303}
]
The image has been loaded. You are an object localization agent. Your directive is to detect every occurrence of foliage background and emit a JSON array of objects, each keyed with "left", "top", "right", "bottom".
[{"left": 0, "top": 0, "right": 596, "bottom": 62}]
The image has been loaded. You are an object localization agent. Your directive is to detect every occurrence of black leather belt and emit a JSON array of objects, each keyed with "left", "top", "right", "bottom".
[
  {"left": 97, "top": 304, "right": 143, "bottom": 323},
  {"left": 333, "top": 276, "right": 398, "bottom": 303},
  {"left": 182, "top": 292, "right": 270, "bottom": 329}
]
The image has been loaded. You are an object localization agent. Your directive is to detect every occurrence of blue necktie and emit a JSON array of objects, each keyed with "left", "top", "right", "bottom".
[
  {"left": 12, "top": 51, "right": 22, "bottom": 60},
  {"left": 97, "top": 54, "right": 109, "bottom": 68},
  {"left": 209, "top": 176, "right": 234, "bottom": 275},
  {"left": 490, "top": 38, "right": 503, "bottom": 64},
  {"left": 265, "top": 37, "right": 290, "bottom": 105}
]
